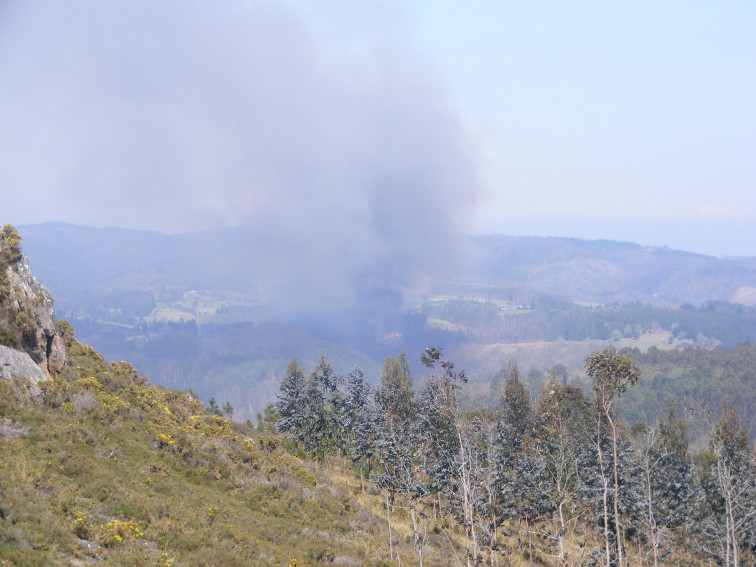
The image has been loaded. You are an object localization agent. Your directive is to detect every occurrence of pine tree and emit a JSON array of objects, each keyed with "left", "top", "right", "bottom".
[
  {"left": 374, "top": 351, "right": 414, "bottom": 422},
  {"left": 300, "top": 370, "right": 327, "bottom": 459},
  {"left": 276, "top": 358, "right": 307, "bottom": 445},
  {"left": 256, "top": 403, "right": 280, "bottom": 434},
  {"left": 222, "top": 401, "right": 233, "bottom": 417},
  {"left": 207, "top": 397, "right": 222, "bottom": 416},
  {"left": 343, "top": 366, "right": 373, "bottom": 488},
  {"left": 500, "top": 361, "right": 532, "bottom": 449}
]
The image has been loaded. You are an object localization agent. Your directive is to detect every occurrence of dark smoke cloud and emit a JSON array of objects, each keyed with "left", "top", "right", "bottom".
[{"left": 0, "top": 1, "right": 481, "bottom": 312}]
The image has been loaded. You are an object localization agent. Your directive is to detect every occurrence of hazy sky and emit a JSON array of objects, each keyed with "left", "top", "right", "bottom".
[{"left": 1, "top": 1, "right": 754, "bottom": 257}]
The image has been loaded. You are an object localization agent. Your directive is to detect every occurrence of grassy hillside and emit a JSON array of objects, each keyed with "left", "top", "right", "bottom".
[{"left": 0, "top": 326, "right": 457, "bottom": 566}]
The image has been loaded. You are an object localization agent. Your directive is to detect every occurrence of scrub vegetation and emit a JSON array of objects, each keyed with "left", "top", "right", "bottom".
[{"left": 0, "top": 327, "right": 460, "bottom": 566}]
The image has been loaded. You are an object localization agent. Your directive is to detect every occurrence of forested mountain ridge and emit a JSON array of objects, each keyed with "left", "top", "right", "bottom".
[
  {"left": 20, "top": 223, "right": 756, "bottom": 314},
  {"left": 459, "top": 234, "right": 756, "bottom": 305}
]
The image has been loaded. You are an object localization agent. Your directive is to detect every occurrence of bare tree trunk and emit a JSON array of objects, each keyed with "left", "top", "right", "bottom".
[
  {"left": 724, "top": 485, "right": 735, "bottom": 567},
  {"left": 557, "top": 499, "right": 566, "bottom": 565},
  {"left": 715, "top": 442, "right": 736, "bottom": 567},
  {"left": 528, "top": 527, "right": 533, "bottom": 565},
  {"left": 644, "top": 463, "right": 659, "bottom": 567},
  {"left": 410, "top": 504, "right": 424, "bottom": 567},
  {"left": 727, "top": 489, "right": 738, "bottom": 567},
  {"left": 489, "top": 482, "right": 498, "bottom": 567},
  {"left": 607, "top": 412, "right": 623, "bottom": 567},
  {"left": 596, "top": 417, "right": 612, "bottom": 567},
  {"left": 386, "top": 493, "right": 394, "bottom": 561},
  {"left": 725, "top": 507, "right": 731, "bottom": 567}
]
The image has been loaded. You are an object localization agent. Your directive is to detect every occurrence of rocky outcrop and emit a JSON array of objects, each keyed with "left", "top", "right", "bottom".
[
  {"left": 5, "top": 255, "right": 66, "bottom": 377},
  {"left": 0, "top": 224, "right": 65, "bottom": 383},
  {"left": 0, "top": 344, "right": 46, "bottom": 398}
]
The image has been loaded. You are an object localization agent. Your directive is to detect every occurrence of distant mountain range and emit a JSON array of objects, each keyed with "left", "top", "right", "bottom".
[
  {"left": 21, "top": 222, "right": 756, "bottom": 312},
  {"left": 453, "top": 234, "right": 756, "bottom": 306}
]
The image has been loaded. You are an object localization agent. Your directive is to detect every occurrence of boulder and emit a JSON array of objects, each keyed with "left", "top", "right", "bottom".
[{"left": 0, "top": 344, "right": 46, "bottom": 398}]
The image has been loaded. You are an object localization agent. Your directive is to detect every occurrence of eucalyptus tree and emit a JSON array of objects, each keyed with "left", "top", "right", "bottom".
[
  {"left": 535, "top": 382, "right": 593, "bottom": 564},
  {"left": 700, "top": 403, "right": 756, "bottom": 567},
  {"left": 419, "top": 347, "right": 492, "bottom": 564},
  {"left": 417, "top": 374, "right": 458, "bottom": 514},
  {"left": 494, "top": 361, "right": 533, "bottom": 524},
  {"left": 455, "top": 410, "right": 504, "bottom": 565},
  {"left": 450, "top": 413, "right": 503, "bottom": 566},
  {"left": 372, "top": 351, "right": 424, "bottom": 563},
  {"left": 417, "top": 348, "right": 466, "bottom": 515},
  {"left": 633, "top": 404, "right": 697, "bottom": 566},
  {"left": 512, "top": 438, "right": 553, "bottom": 562},
  {"left": 276, "top": 358, "right": 307, "bottom": 445},
  {"left": 307, "top": 354, "right": 346, "bottom": 460},
  {"left": 577, "top": 417, "right": 643, "bottom": 567},
  {"left": 586, "top": 348, "right": 641, "bottom": 567},
  {"left": 343, "top": 365, "right": 373, "bottom": 489}
]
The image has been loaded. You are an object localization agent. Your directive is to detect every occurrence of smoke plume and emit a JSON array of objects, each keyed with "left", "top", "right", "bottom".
[{"left": 0, "top": 1, "right": 481, "bottom": 314}]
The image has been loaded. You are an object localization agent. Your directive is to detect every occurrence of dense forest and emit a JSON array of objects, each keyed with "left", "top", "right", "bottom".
[
  {"left": 424, "top": 298, "right": 756, "bottom": 348},
  {"left": 616, "top": 344, "right": 756, "bottom": 448},
  {"left": 46, "top": 299, "right": 756, "bottom": 421},
  {"left": 273, "top": 348, "right": 756, "bottom": 566}
]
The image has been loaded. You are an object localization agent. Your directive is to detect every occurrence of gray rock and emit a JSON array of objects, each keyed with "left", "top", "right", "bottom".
[
  {"left": 0, "top": 344, "right": 47, "bottom": 397},
  {"left": 1, "top": 239, "right": 65, "bottom": 379}
]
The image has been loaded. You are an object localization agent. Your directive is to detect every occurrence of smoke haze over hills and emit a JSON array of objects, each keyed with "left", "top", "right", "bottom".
[{"left": 1, "top": 1, "right": 481, "bottom": 312}]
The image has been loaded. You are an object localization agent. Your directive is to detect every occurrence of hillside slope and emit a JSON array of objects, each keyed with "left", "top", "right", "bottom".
[
  {"left": 0, "top": 328, "right": 462, "bottom": 566},
  {"left": 0, "top": 227, "right": 457, "bottom": 566}
]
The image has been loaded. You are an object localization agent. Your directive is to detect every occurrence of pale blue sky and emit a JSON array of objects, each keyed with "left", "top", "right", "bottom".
[
  {"left": 1, "top": 1, "right": 754, "bottom": 256},
  {"left": 406, "top": 1, "right": 756, "bottom": 255}
]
